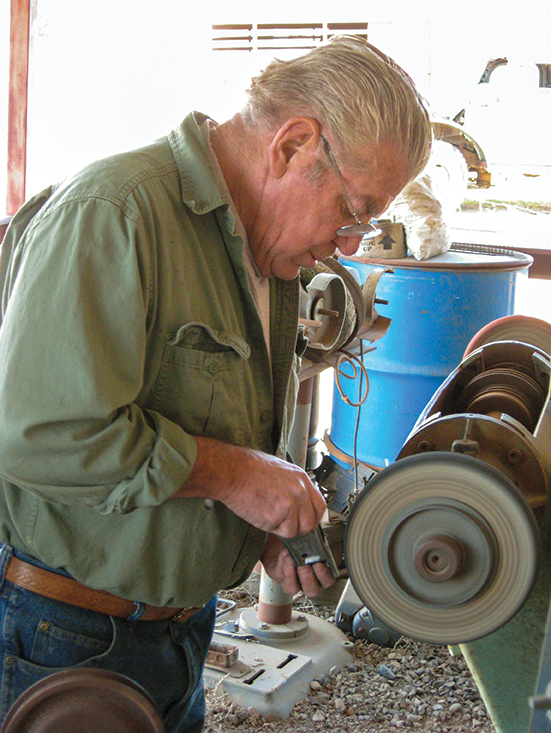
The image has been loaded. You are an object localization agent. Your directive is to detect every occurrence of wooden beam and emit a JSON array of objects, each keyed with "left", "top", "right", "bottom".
[
  {"left": 7, "top": 0, "right": 31, "bottom": 215},
  {"left": 522, "top": 248, "right": 551, "bottom": 280}
]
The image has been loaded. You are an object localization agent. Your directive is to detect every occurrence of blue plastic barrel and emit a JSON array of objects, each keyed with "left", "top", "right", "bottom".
[{"left": 329, "top": 248, "right": 532, "bottom": 468}]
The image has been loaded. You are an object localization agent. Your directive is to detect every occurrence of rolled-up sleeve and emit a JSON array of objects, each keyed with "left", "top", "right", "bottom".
[{"left": 0, "top": 194, "right": 198, "bottom": 513}]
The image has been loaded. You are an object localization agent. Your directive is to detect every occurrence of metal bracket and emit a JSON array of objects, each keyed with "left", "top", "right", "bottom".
[
  {"left": 205, "top": 641, "right": 253, "bottom": 679},
  {"left": 282, "top": 525, "right": 340, "bottom": 578}
]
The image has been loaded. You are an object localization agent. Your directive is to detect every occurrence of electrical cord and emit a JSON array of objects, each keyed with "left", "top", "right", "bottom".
[
  {"left": 334, "top": 343, "right": 369, "bottom": 494},
  {"left": 334, "top": 347, "right": 370, "bottom": 408},
  {"left": 353, "top": 341, "right": 365, "bottom": 495}
]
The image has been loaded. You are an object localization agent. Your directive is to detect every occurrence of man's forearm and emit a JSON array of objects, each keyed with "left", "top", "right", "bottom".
[{"left": 173, "top": 436, "right": 327, "bottom": 538}]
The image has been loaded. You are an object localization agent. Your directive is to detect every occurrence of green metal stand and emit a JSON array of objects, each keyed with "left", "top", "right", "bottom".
[{"left": 460, "top": 514, "right": 551, "bottom": 733}]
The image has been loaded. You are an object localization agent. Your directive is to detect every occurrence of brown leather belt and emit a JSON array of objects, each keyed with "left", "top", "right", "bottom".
[{"left": 5, "top": 556, "right": 200, "bottom": 623}]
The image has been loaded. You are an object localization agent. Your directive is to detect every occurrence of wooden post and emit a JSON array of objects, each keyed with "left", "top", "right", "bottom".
[{"left": 7, "top": 0, "right": 31, "bottom": 215}]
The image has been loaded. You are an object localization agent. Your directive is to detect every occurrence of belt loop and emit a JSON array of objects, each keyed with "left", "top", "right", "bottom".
[
  {"left": 0, "top": 544, "right": 13, "bottom": 590},
  {"left": 126, "top": 601, "right": 146, "bottom": 622}
]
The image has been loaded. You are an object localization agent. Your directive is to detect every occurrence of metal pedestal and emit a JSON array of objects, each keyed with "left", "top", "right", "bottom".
[{"left": 205, "top": 607, "right": 354, "bottom": 719}]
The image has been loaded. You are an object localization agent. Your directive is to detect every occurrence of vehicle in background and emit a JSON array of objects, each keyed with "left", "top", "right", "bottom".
[
  {"left": 432, "top": 117, "right": 490, "bottom": 189},
  {"left": 453, "top": 57, "right": 551, "bottom": 173}
]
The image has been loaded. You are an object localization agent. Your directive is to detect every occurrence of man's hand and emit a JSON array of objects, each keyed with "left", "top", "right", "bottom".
[
  {"left": 176, "top": 437, "right": 327, "bottom": 538},
  {"left": 261, "top": 533, "right": 336, "bottom": 597}
]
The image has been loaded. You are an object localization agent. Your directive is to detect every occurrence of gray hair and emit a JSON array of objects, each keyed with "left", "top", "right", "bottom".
[{"left": 244, "top": 35, "right": 432, "bottom": 179}]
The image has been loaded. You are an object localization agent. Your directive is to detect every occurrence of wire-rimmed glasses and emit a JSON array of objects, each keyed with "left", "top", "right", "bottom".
[{"left": 320, "top": 135, "right": 382, "bottom": 240}]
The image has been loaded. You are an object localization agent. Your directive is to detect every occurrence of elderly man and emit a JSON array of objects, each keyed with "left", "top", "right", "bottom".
[{"left": 0, "top": 36, "right": 431, "bottom": 731}]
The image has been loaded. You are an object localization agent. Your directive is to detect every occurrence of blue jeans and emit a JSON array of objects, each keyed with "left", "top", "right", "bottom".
[{"left": 0, "top": 544, "right": 216, "bottom": 732}]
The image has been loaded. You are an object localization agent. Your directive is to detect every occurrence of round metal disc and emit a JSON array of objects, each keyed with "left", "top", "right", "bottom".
[
  {"left": 455, "top": 367, "right": 545, "bottom": 430},
  {"left": 2, "top": 669, "right": 165, "bottom": 733},
  {"left": 463, "top": 315, "right": 551, "bottom": 358},
  {"left": 344, "top": 452, "right": 540, "bottom": 644}
]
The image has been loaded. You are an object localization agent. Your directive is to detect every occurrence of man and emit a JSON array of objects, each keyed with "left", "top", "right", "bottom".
[{"left": 0, "top": 36, "right": 431, "bottom": 731}]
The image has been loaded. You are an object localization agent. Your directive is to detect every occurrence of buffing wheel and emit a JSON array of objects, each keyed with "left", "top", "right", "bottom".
[
  {"left": 344, "top": 452, "right": 540, "bottom": 644},
  {"left": 463, "top": 314, "right": 551, "bottom": 358}
]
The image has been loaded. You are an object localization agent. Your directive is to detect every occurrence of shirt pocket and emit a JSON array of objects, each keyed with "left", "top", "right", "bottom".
[{"left": 152, "top": 322, "right": 252, "bottom": 444}]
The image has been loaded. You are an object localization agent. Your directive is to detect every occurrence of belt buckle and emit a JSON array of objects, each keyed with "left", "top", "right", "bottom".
[
  {"left": 171, "top": 606, "right": 193, "bottom": 622},
  {"left": 172, "top": 603, "right": 205, "bottom": 623}
]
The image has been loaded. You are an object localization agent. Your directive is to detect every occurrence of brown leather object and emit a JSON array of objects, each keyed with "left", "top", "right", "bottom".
[{"left": 5, "top": 557, "right": 199, "bottom": 623}]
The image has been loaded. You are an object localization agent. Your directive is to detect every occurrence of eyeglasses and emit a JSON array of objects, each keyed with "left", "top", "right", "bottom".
[{"left": 321, "top": 135, "right": 381, "bottom": 240}]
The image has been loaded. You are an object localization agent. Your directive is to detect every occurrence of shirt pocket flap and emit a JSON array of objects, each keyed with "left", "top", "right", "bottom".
[{"left": 168, "top": 322, "right": 251, "bottom": 360}]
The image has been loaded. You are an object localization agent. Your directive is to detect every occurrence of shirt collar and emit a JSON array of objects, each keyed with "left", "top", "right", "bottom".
[
  {"left": 168, "top": 111, "right": 266, "bottom": 284},
  {"left": 168, "top": 111, "right": 228, "bottom": 215}
]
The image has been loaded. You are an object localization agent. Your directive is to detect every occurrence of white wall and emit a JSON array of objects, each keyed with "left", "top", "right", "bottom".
[{"left": 3, "top": 0, "right": 551, "bottom": 201}]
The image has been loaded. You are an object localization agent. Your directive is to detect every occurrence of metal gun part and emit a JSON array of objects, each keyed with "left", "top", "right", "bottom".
[{"left": 282, "top": 525, "right": 340, "bottom": 579}]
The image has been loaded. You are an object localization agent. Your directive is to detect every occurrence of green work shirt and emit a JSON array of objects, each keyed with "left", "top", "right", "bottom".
[{"left": 0, "top": 111, "right": 301, "bottom": 607}]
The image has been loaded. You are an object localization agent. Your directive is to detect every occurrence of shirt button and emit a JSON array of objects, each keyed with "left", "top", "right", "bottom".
[
  {"left": 260, "top": 410, "right": 271, "bottom": 424},
  {"left": 184, "top": 327, "right": 201, "bottom": 344},
  {"left": 208, "top": 361, "right": 220, "bottom": 375}
]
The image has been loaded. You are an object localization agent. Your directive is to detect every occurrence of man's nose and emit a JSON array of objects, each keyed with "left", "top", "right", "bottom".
[{"left": 335, "top": 235, "right": 363, "bottom": 257}]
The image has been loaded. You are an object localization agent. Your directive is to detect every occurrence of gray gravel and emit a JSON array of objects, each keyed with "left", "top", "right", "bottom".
[{"left": 204, "top": 587, "right": 497, "bottom": 733}]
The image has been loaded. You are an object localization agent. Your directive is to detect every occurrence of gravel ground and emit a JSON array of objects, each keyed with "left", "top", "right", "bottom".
[{"left": 204, "top": 585, "right": 497, "bottom": 733}]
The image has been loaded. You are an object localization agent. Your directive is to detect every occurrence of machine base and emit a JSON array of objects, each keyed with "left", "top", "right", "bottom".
[{"left": 204, "top": 608, "right": 354, "bottom": 719}]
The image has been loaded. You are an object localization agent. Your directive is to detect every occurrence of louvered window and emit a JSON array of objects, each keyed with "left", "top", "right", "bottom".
[{"left": 212, "top": 23, "right": 368, "bottom": 53}]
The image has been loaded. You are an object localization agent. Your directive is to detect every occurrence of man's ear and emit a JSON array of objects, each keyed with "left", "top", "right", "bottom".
[{"left": 268, "top": 117, "right": 321, "bottom": 178}]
